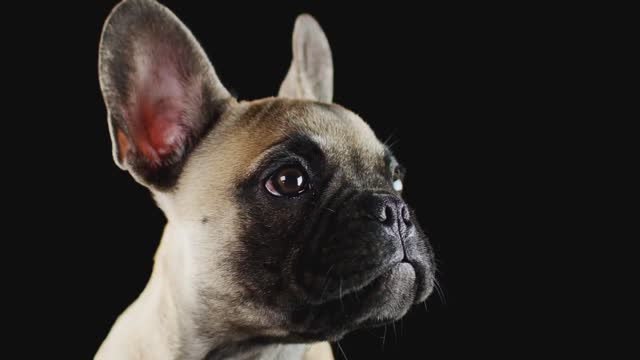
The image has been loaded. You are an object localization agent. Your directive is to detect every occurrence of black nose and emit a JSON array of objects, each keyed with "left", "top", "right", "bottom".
[{"left": 367, "top": 193, "right": 412, "bottom": 233}]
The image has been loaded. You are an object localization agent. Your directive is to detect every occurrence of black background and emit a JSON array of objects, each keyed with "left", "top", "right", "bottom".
[{"left": 6, "top": 1, "right": 582, "bottom": 358}]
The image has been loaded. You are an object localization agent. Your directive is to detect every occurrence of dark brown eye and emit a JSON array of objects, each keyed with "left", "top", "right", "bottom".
[{"left": 265, "top": 167, "right": 308, "bottom": 197}]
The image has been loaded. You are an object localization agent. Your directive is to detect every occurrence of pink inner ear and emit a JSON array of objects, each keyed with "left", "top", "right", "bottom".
[
  {"left": 138, "top": 94, "right": 185, "bottom": 162},
  {"left": 127, "top": 55, "right": 189, "bottom": 166}
]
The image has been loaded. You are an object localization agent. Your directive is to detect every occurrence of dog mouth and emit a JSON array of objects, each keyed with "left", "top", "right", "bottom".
[
  {"left": 288, "top": 262, "right": 419, "bottom": 341},
  {"left": 298, "top": 256, "right": 404, "bottom": 305}
]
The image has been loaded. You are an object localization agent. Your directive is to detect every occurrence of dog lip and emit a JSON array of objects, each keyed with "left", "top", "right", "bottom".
[
  {"left": 286, "top": 262, "right": 423, "bottom": 341},
  {"left": 348, "top": 262, "right": 401, "bottom": 295},
  {"left": 347, "top": 262, "right": 425, "bottom": 315},
  {"left": 355, "top": 262, "right": 412, "bottom": 299},
  {"left": 301, "top": 258, "right": 408, "bottom": 306}
]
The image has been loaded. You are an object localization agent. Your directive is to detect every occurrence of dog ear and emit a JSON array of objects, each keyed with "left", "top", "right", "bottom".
[
  {"left": 278, "top": 14, "right": 333, "bottom": 103},
  {"left": 98, "top": 0, "right": 233, "bottom": 189}
]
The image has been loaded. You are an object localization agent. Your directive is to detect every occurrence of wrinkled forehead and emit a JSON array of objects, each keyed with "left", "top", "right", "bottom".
[
  {"left": 176, "top": 99, "right": 391, "bottom": 208},
  {"left": 237, "top": 99, "right": 387, "bottom": 176}
]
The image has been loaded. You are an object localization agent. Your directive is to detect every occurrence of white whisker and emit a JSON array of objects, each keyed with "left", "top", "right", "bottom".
[{"left": 336, "top": 341, "right": 349, "bottom": 360}]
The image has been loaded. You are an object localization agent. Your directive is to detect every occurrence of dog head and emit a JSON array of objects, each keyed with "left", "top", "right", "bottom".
[{"left": 99, "top": 0, "right": 434, "bottom": 343}]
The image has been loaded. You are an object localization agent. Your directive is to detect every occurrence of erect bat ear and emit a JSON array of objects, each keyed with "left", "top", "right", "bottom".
[
  {"left": 98, "top": 0, "right": 234, "bottom": 189},
  {"left": 278, "top": 14, "right": 334, "bottom": 103}
]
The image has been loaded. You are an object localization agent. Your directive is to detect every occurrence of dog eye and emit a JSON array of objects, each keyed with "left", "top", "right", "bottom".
[
  {"left": 393, "top": 178, "right": 403, "bottom": 192},
  {"left": 392, "top": 167, "right": 404, "bottom": 192},
  {"left": 265, "top": 166, "right": 308, "bottom": 197}
]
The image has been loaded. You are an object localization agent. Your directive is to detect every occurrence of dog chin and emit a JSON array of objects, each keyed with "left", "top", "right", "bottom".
[{"left": 288, "top": 262, "right": 419, "bottom": 341}]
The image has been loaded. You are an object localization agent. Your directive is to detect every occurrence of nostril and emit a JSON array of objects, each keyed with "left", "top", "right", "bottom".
[
  {"left": 363, "top": 193, "right": 408, "bottom": 227},
  {"left": 401, "top": 205, "right": 412, "bottom": 226},
  {"left": 383, "top": 205, "right": 395, "bottom": 226}
]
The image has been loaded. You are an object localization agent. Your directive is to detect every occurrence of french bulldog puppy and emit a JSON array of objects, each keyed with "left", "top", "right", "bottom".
[{"left": 95, "top": 0, "right": 435, "bottom": 359}]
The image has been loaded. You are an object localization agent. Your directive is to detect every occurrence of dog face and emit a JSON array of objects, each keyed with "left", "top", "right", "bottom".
[{"left": 99, "top": 0, "right": 434, "bottom": 343}]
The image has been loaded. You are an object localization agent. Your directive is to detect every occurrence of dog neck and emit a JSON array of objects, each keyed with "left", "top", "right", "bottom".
[{"left": 95, "top": 222, "right": 312, "bottom": 360}]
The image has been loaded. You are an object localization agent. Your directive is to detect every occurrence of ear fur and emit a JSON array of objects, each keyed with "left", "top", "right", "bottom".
[
  {"left": 99, "top": 0, "right": 233, "bottom": 189},
  {"left": 278, "top": 14, "right": 334, "bottom": 103}
]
